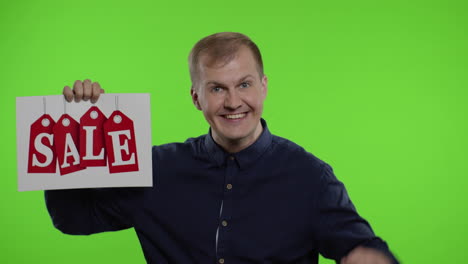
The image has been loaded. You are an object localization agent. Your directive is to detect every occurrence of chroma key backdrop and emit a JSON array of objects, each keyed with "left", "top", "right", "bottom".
[{"left": 2, "top": 0, "right": 467, "bottom": 263}]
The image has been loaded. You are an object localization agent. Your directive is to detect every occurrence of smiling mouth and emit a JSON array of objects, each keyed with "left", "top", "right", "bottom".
[{"left": 222, "top": 112, "right": 247, "bottom": 120}]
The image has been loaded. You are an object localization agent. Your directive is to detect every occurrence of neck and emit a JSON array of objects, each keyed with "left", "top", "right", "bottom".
[{"left": 212, "top": 121, "right": 263, "bottom": 153}]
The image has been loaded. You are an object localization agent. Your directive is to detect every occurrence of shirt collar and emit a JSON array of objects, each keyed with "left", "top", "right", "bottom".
[{"left": 204, "top": 118, "right": 272, "bottom": 169}]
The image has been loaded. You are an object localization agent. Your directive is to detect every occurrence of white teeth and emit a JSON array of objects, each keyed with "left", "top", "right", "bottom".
[{"left": 225, "top": 113, "right": 246, "bottom": 119}]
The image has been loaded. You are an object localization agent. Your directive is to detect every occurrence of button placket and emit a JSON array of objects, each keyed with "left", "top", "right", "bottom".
[{"left": 215, "top": 155, "right": 237, "bottom": 260}]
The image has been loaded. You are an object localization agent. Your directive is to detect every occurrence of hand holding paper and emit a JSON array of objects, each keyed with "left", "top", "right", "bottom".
[{"left": 63, "top": 79, "right": 104, "bottom": 103}]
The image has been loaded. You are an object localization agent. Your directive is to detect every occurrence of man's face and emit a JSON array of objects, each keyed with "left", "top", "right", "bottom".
[{"left": 191, "top": 46, "right": 268, "bottom": 151}]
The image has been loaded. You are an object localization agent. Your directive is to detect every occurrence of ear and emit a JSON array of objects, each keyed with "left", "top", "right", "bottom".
[
  {"left": 261, "top": 75, "right": 268, "bottom": 99},
  {"left": 190, "top": 86, "right": 202, "bottom": 110}
]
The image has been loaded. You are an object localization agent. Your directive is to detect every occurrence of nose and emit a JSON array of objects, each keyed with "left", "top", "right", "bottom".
[{"left": 224, "top": 89, "right": 242, "bottom": 110}]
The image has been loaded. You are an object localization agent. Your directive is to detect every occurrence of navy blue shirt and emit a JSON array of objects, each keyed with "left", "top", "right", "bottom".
[{"left": 45, "top": 119, "right": 398, "bottom": 264}]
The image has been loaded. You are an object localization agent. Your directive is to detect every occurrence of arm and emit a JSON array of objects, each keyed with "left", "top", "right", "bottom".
[
  {"left": 45, "top": 188, "right": 136, "bottom": 235},
  {"left": 315, "top": 163, "right": 399, "bottom": 264}
]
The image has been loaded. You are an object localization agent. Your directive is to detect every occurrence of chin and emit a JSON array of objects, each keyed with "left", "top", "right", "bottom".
[{"left": 225, "top": 134, "right": 250, "bottom": 142}]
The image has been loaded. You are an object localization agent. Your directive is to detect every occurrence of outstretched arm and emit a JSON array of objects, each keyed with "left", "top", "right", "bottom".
[
  {"left": 45, "top": 188, "right": 135, "bottom": 235},
  {"left": 315, "top": 163, "right": 399, "bottom": 264}
]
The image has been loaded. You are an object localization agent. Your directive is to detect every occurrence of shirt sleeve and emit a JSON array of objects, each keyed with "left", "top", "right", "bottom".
[
  {"left": 44, "top": 187, "right": 139, "bottom": 235},
  {"left": 315, "top": 163, "right": 399, "bottom": 264}
]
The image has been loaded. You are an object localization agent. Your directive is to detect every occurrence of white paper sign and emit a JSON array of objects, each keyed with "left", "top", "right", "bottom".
[{"left": 16, "top": 94, "right": 152, "bottom": 191}]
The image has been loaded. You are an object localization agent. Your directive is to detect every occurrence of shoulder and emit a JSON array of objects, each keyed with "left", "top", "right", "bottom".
[
  {"left": 269, "top": 134, "right": 327, "bottom": 173},
  {"left": 272, "top": 135, "right": 340, "bottom": 186},
  {"left": 152, "top": 134, "right": 207, "bottom": 162}
]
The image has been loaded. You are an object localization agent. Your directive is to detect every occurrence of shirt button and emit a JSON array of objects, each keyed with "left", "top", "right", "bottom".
[
  {"left": 229, "top": 156, "right": 235, "bottom": 160},
  {"left": 226, "top": 184, "right": 233, "bottom": 190},
  {"left": 219, "top": 258, "right": 225, "bottom": 264},
  {"left": 222, "top": 220, "right": 228, "bottom": 227}
]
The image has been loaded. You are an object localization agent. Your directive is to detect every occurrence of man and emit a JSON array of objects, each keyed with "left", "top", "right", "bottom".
[{"left": 48, "top": 32, "right": 399, "bottom": 264}]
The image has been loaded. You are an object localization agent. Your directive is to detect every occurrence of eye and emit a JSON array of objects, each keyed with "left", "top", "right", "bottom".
[
  {"left": 212, "top": 87, "right": 223, "bottom": 92},
  {"left": 240, "top": 82, "right": 250, "bottom": 88}
]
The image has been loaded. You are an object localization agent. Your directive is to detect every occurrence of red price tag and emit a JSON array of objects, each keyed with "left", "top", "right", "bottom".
[
  {"left": 53, "top": 114, "right": 84, "bottom": 175},
  {"left": 80, "top": 106, "right": 107, "bottom": 167},
  {"left": 27, "top": 114, "right": 57, "bottom": 173},
  {"left": 104, "top": 111, "right": 139, "bottom": 173}
]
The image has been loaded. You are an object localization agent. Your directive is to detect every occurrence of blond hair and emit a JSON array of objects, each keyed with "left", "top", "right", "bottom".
[{"left": 188, "top": 32, "right": 264, "bottom": 87}]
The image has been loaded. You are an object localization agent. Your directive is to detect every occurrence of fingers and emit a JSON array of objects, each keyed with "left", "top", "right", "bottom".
[
  {"left": 63, "top": 86, "right": 74, "bottom": 102},
  {"left": 83, "top": 79, "right": 92, "bottom": 101},
  {"left": 73, "top": 80, "right": 84, "bottom": 102},
  {"left": 64, "top": 79, "right": 103, "bottom": 103},
  {"left": 91, "top": 82, "right": 103, "bottom": 104}
]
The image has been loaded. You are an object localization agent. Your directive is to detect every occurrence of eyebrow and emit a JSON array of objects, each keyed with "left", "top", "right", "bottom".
[{"left": 206, "top": 74, "right": 255, "bottom": 86}]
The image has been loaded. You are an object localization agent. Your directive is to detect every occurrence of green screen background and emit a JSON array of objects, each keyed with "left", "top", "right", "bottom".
[{"left": 1, "top": 0, "right": 467, "bottom": 263}]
